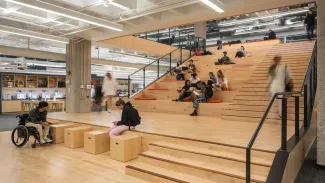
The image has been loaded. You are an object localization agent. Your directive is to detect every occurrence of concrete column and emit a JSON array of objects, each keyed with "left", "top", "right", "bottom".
[
  {"left": 317, "top": 0, "right": 325, "bottom": 166},
  {"left": 65, "top": 39, "right": 92, "bottom": 113},
  {"left": 194, "top": 22, "right": 207, "bottom": 39}
]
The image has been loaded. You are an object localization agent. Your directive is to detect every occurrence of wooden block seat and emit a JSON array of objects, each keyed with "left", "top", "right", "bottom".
[
  {"left": 64, "top": 126, "right": 92, "bottom": 149},
  {"left": 50, "top": 123, "right": 78, "bottom": 144},
  {"left": 110, "top": 133, "right": 142, "bottom": 162},
  {"left": 84, "top": 130, "right": 110, "bottom": 155}
]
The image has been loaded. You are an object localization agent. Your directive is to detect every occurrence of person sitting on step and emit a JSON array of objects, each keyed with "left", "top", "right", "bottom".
[
  {"left": 188, "top": 59, "right": 197, "bottom": 74},
  {"left": 109, "top": 99, "right": 141, "bottom": 137},
  {"left": 176, "top": 80, "right": 193, "bottom": 102},
  {"left": 235, "top": 46, "right": 250, "bottom": 58},
  {"left": 190, "top": 73, "right": 200, "bottom": 89},
  {"left": 25, "top": 101, "right": 52, "bottom": 144},
  {"left": 213, "top": 70, "right": 229, "bottom": 91},
  {"left": 215, "top": 51, "right": 235, "bottom": 65},
  {"left": 209, "top": 72, "right": 217, "bottom": 84},
  {"left": 190, "top": 81, "right": 213, "bottom": 116}
]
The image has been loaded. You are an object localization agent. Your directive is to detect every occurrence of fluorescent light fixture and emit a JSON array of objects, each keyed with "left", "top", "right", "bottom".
[
  {"left": 234, "top": 24, "right": 304, "bottom": 35},
  {"left": 104, "top": 0, "right": 130, "bottom": 10},
  {"left": 0, "top": 25, "right": 69, "bottom": 44},
  {"left": 200, "top": 0, "right": 224, "bottom": 13},
  {"left": 5, "top": 0, "right": 123, "bottom": 31},
  {"left": 219, "top": 22, "right": 277, "bottom": 32},
  {"left": 219, "top": 8, "right": 308, "bottom": 26}
]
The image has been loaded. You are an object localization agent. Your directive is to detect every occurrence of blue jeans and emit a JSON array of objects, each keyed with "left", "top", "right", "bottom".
[{"left": 307, "top": 24, "right": 314, "bottom": 40}]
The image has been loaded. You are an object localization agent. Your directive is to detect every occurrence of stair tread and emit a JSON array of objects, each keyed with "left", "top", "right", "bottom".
[
  {"left": 151, "top": 141, "right": 274, "bottom": 167},
  {"left": 141, "top": 151, "right": 269, "bottom": 183},
  {"left": 127, "top": 162, "right": 219, "bottom": 183}
]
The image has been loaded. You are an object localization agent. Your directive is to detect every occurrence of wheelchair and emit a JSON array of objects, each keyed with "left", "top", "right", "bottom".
[{"left": 11, "top": 114, "right": 53, "bottom": 148}]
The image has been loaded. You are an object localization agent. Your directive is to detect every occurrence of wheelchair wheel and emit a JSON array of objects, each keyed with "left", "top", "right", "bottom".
[{"left": 11, "top": 125, "right": 29, "bottom": 147}]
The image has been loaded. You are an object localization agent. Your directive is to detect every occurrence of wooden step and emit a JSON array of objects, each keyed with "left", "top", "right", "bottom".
[
  {"left": 221, "top": 115, "right": 300, "bottom": 126},
  {"left": 227, "top": 104, "right": 304, "bottom": 113},
  {"left": 150, "top": 141, "right": 274, "bottom": 167},
  {"left": 222, "top": 110, "right": 304, "bottom": 121},
  {"left": 126, "top": 163, "right": 217, "bottom": 183},
  {"left": 148, "top": 88, "right": 169, "bottom": 91},
  {"left": 232, "top": 99, "right": 303, "bottom": 107},
  {"left": 139, "top": 149, "right": 269, "bottom": 183},
  {"left": 135, "top": 98, "right": 157, "bottom": 100}
]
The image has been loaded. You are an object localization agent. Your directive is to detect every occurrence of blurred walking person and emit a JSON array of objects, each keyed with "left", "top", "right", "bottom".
[
  {"left": 267, "top": 56, "right": 293, "bottom": 118},
  {"left": 102, "top": 72, "right": 118, "bottom": 113},
  {"left": 93, "top": 81, "right": 103, "bottom": 112},
  {"left": 304, "top": 9, "right": 316, "bottom": 41}
]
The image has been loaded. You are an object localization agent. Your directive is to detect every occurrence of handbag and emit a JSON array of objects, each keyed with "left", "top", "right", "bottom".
[{"left": 285, "top": 65, "right": 294, "bottom": 92}]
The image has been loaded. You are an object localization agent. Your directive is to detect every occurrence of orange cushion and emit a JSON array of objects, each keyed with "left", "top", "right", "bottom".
[{"left": 172, "top": 99, "right": 222, "bottom": 103}]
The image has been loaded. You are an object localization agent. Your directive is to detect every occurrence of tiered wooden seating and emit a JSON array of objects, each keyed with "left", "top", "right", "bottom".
[
  {"left": 124, "top": 41, "right": 315, "bottom": 183},
  {"left": 222, "top": 41, "right": 315, "bottom": 125},
  {"left": 131, "top": 40, "right": 281, "bottom": 117}
]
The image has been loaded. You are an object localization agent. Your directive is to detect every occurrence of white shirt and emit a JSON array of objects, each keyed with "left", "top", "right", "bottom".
[
  {"left": 217, "top": 77, "right": 228, "bottom": 88},
  {"left": 102, "top": 77, "right": 118, "bottom": 96}
]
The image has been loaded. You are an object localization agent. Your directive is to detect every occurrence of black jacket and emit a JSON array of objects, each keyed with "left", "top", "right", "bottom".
[
  {"left": 305, "top": 14, "right": 316, "bottom": 26},
  {"left": 269, "top": 31, "right": 276, "bottom": 39},
  {"left": 117, "top": 102, "right": 141, "bottom": 127}
]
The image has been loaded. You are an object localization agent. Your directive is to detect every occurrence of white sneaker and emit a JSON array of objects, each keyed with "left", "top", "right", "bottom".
[
  {"left": 107, "top": 109, "right": 111, "bottom": 113},
  {"left": 40, "top": 139, "right": 46, "bottom": 144},
  {"left": 44, "top": 137, "right": 53, "bottom": 143}
]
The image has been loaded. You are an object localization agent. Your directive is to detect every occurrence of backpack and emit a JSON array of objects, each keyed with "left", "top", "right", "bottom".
[
  {"left": 176, "top": 74, "right": 184, "bottom": 80},
  {"left": 128, "top": 107, "right": 141, "bottom": 128},
  {"left": 205, "top": 86, "right": 213, "bottom": 100}
]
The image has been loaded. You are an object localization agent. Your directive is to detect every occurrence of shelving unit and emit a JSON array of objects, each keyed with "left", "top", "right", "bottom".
[
  {"left": 2, "top": 74, "right": 14, "bottom": 87},
  {"left": 37, "top": 76, "right": 48, "bottom": 88},
  {"left": 14, "top": 75, "right": 26, "bottom": 88},
  {"left": 57, "top": 76, "right": 66, "bottom": 88},
  {"left": 26, "top": 75, "right": 38, "bottom": 88},
  {"left": 49, "top": 76, "right": 58, "bottom": 88}
]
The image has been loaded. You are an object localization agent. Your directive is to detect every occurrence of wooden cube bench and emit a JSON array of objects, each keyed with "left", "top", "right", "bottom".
[
  {"left": 84, "top": 130, "right": 110, "bottom": 155},
  {"left": 64, "top": 126, "right": 92, "bottom": 149},
  {"left": 50, "top": 123, "right": 78, "bottom": 144},
  {"left": 110, "top": 134, "right": 141, "bottom": 162}
]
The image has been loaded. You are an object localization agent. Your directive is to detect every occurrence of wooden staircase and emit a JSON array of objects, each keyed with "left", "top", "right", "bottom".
[
  {"left": 126, "top": 139, "right": 274, "bottom": 183},
  {"left": 125, "top": 40, "right": 315, "bottom": 183},
  {"left": 222, "top": 41, "right": 315, "bottom": 125},
  {"left": 131, "top": 40, "right": 281, "bottom": 117}
]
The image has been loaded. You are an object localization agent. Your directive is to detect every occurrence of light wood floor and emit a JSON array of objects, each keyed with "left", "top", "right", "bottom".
[
  {"left": 48, "top": 111, "right": 295, "bottom": 152},
  {"left": 0, "top": 131, "right": 149, "bottom": 183}
]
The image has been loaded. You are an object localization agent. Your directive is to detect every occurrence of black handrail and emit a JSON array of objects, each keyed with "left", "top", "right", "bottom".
[
  {"left": 127, "top": 47, "right": 192, "bottom": 98},
  {"left": 128, "top": 48, "right": 179, "bottom": 76},
  {"left": 245, "top": 41, "right": 317, "bottom": 183}
]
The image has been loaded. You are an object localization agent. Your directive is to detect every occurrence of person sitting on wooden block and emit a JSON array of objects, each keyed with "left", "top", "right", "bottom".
[
  {"left": 25, "top": 101, "right": 52, "bottom": 144},
  {"left": 109, "top": 99, "right": 141, "bottom": 137}
]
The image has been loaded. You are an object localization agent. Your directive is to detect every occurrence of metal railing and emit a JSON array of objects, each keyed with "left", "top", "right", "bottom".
[
  {"left": 127, "top": 47, "right": 193, "bottom": 98},
  {"left": 246, "top": 41, "right": 317, "bottom": 182}
]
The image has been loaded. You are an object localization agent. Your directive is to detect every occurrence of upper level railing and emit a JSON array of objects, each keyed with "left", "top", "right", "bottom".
[
  {"left": 245, "top": 41, "right": 317, "bottom": 183},
  {"left": 127, "top": 47, "right": 193, "bottom": 98},
  {"left": 135, "top": 29, "right": 206, "bottom": 51}
]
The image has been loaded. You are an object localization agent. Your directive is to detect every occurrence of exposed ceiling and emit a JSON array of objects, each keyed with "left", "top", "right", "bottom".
[
  {"left": 0, "top": 0, "right": 315, "bottom": 78},
  {"left": 0, "top": 0, "right": 311, "bottom": 41}
]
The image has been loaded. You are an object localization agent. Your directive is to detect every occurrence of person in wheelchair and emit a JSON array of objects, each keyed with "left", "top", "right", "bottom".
[{"left": 25, "top": 101, "right": 52, "bottom": 144}]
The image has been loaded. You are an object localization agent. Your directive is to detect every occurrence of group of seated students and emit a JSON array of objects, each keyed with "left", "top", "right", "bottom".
[{"left": 175, "top": 63, "right": 228, "bottom": 116}]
